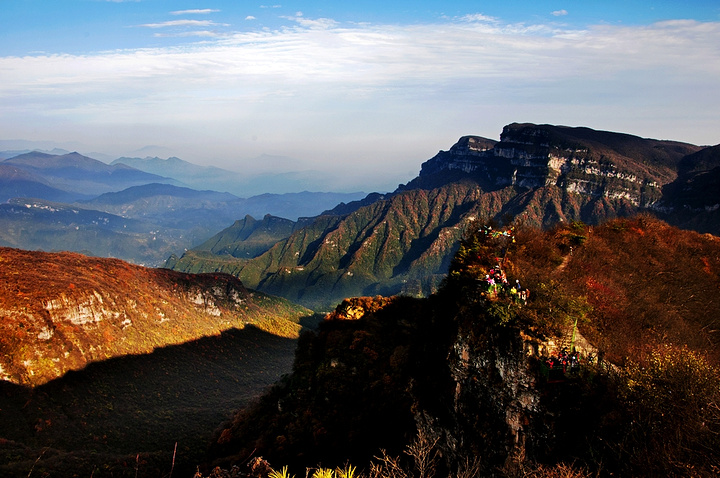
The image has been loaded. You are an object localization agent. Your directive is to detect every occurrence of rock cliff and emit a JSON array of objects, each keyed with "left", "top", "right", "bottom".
[{"left": 412, "top": 123, "right": 700, "bottom": 207}]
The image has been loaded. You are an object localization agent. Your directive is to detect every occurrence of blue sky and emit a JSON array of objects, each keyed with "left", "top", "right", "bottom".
[{"left": 2, "top": 1, "right": 720, "bottom": 192}]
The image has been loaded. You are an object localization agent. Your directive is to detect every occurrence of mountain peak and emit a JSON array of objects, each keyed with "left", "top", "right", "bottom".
[{"left": 408, "top": 123, "right": 702, "bottom": 205}]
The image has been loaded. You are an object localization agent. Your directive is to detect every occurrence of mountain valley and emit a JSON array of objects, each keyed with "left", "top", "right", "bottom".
[{"left": 168, "top": 123, "right": 720, "bottom": 310}]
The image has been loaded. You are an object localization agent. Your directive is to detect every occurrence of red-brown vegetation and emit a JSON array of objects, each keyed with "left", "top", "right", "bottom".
[{"left": 0, "top": 247, "right": 311, "bottom": 386}]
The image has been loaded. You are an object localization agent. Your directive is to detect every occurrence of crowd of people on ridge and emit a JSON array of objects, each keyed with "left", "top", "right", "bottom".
[{"left": 480, "top": 264, "right": 529, "bottom": 304}]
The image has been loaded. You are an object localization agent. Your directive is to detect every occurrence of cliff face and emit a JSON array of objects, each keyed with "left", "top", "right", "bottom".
[
  {"left": 415, "top": 123, "right": 701, "bottom": 207},
  {"left": 0, "top": 247, "right": 310, "bottom": 386}
]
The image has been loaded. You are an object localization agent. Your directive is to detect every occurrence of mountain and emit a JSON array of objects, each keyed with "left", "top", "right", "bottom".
[
  {"left": 0, "top": 248, "right": 315, "bottom": 477},
  {"left": 111, "top": 155, "right": 353, "bottom": 197},
  {"left": 404, "top": 123, "right": 701, "bottom": 205},
  {"left": 0, "top": 246, "right": 312, "bottom": 387},
  {"left": 0, "top": 163, "right": 86, "bottom": 203},
  {"left": 0, "top": 148, "right": 72, "bottom": 160},
  {"left": 190, "top": 214, "right": 307, "bottom": 259},
  {"left": 0, "top": 179, "right": 365, "bottom": 266},
  {"left": 168, "top": 182, "right": 503, "bottom": 310},
  {"left": 77, "top": 183, "right": 244, "bottom": 236},
  {"left": 656, "top": 144, "right": 720, "bottom": 233},
  {"left": 3, "top": 151, "right": 176, "bottom": 198},
  {"left": 111, "top": 156, "right": 242, "bottom": 193},
  {"left": 207, "top": 217, "right": 720, "bottom": 477},
  {"left": 0, "top": 198, "right": 191, "bottom": 266},
  {"left": 167, "top": 124, "right": 714, "bottom": 310}
]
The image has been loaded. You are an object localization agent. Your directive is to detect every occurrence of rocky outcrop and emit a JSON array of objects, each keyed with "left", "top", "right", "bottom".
[
  {"left": 209, "top": 218, "right": 720, "bottom": 476},
  {"left": 415, "top": 123, "right": 700, "bottom": 208}
]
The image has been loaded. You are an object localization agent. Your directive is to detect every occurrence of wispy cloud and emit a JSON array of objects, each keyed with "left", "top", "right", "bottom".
[
  {"left": 460, "top": 13, "right": 499, "bottom": 23},
  {"left": 552, "top": 10, "right": 569, "bottom": 17},
  {"left": 282, "top": 12, "right": 338, "bottom": 30},
  {"left": 153, "top": 30, "right": 225, "bottom": 38},
  {"left": 246, "top": 16, "right": 257, "bottom": 21},
  {"left": 139, "top": 20, "right": 227, "bottom": 28},
  {"left": 170, "top": 9, "right": 220, "bottom": 15}
]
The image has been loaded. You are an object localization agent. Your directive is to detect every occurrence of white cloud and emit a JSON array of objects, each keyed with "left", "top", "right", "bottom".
[
  {"left": 2, "top": 15, "right": 719, "bottom": 188},
  {"left": 139, "top": 20, "right": 226, "bottom": 28},
  {"left": 170, "top": 9, "right": 220, "bottom": 15},
  {"left": 552, "top": 10, "right": 569, "bottom": 17},
  {"left": 282, "top": 13, "right": 338, "bottom": 30},
  {"left": 153, "top": 30, "right": 225, "bottom": 38},
  {"left": 461, "top": 13, "right": 499, "bottom": 23},
  {"left": 246, "top": 16, "right": 257, "bottom": 21}
]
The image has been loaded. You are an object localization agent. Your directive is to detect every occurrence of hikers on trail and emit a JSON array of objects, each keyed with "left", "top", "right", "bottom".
[
  {"left": 544, "top": 348, "right": 582, "bottom": 380},
  {"left": 479, "top": 264, "right": 528, "bottom": 304},
  {"left": 482, "top": 225, "right": 516, "bottom": 241}
]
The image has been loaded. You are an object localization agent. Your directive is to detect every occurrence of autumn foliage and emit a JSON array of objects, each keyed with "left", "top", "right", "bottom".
[{"left": 209, "top": 216, "right": 720, "bottom": 477}]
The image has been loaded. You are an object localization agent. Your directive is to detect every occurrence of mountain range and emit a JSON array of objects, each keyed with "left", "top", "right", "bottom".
[
  {"left": 167, "top": 123, "right": 719, "bottom": 310},
  {"left": 0, "top": 151, "right": 365, "bottom": 266}
]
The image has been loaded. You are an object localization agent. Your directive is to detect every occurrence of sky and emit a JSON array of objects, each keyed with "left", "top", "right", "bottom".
[{"left": 2, "top": 1, "right": 720, "bottom": 193}]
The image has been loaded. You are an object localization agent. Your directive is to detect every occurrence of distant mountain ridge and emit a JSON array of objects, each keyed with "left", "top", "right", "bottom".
[
  {"left": 0, "top": 150, "right": 366, "bottom": 265},
  {"left": 112, "top": 155, "right": 353, "bottom": 197},
  {"left": 3, "top": 151, "right": 176, "bottom": 198},
  {"left": 168, "top": 123, "right": 717, "bottom": 309}
]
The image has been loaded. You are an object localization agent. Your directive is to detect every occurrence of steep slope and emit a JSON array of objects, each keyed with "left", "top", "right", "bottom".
[
  {"left": 656, "top": 144, "right": 720, "bottom": 234},
  {"left": 168, "top": 124, "right": 712, "bottom": 310},
  {"left": 209, "top": 217, "right": 720, "bottom": 477},
  {"left": 191, "top": 214, "right": 302, "bottom": 259},
  {"left": 0, "top": 327, "right": 299, "bottom": 478},
  {"left": 0, "top": 247, "right": 312, "bottom": 386},
  {"left": 169, "top": 182, "right": 515, "bottom": 309}
]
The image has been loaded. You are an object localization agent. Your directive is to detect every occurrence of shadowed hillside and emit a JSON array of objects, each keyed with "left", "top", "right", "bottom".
[
  {"left": 0, "top": 247, "right": 312, "bottom": 385},
  {"left": 0, "top": 326, "right": 298, "bottom": 478},
  {"left": 207, "top": 217, "right": 720, "bottom": 477}
]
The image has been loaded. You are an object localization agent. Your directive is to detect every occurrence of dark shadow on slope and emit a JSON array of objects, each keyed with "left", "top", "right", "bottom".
[{"left": 0, "top": 325, "right": 298, "bottom": 478}]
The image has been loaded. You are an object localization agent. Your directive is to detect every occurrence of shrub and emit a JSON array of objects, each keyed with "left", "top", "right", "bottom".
[{"left": 612, "top": 345, "right": 720, "bottom": 475}]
